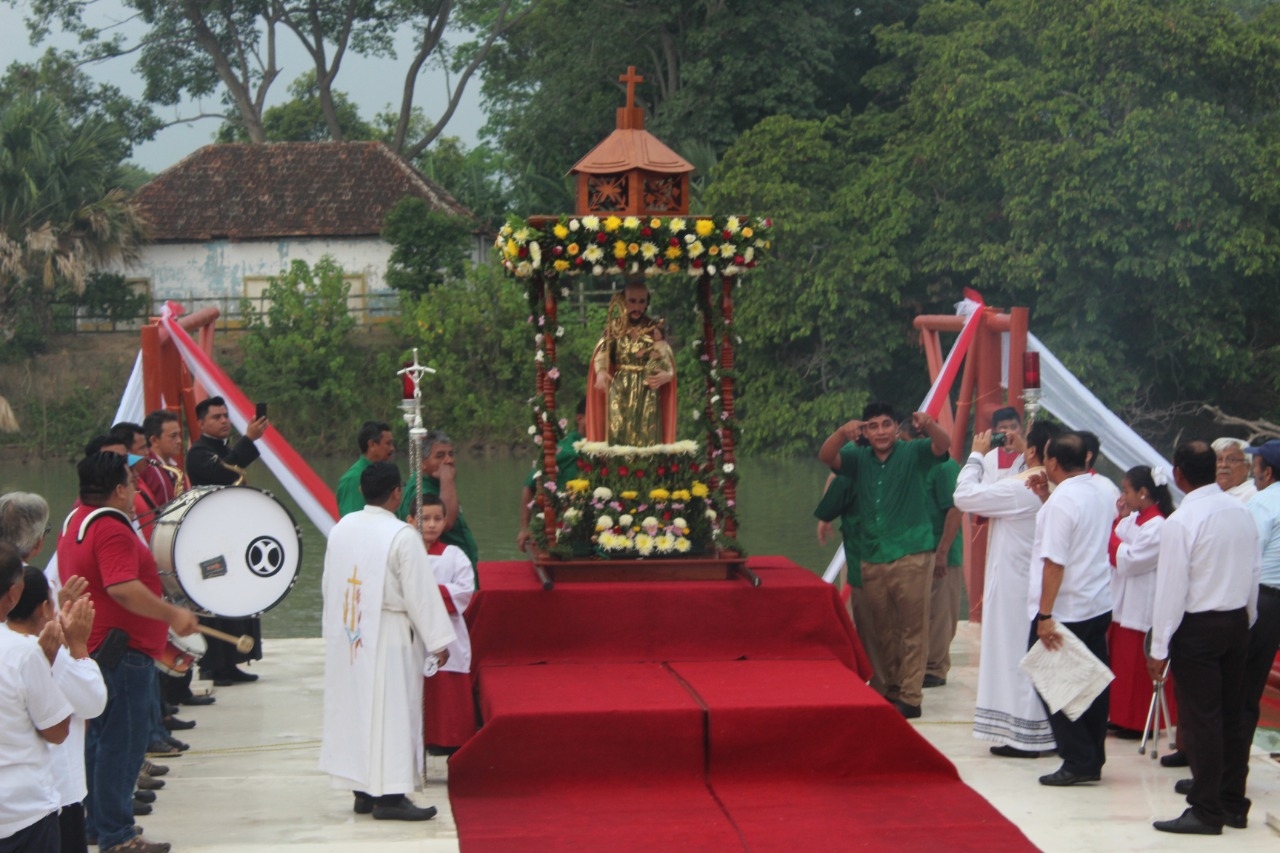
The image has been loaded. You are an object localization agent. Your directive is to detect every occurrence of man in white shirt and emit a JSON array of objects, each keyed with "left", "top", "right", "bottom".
[
  {"left": 0, "top": 540, "right": 74, "bottom": 852},
  {"left": 1147, "top": 441, "right": 1259, "bottom": 835},
  {"left": 1214, "top": 437, "right": 1257, "bottom": 503},
  {"left": 1029, "top": 432, "right": 1115, "bottom": 786}
]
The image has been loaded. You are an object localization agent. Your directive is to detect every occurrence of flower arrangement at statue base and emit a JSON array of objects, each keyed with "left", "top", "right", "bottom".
[{"left": 529, "top": 440, "right": 734, "bottom": 560}]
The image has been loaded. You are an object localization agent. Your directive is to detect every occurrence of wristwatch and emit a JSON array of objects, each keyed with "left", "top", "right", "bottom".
[{"left": 1035, "top": 612, "right": 1053, "bottom": 622}]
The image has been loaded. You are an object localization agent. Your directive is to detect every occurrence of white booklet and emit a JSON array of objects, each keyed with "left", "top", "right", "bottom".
[{"left": 1019, "top": 625, "right": 1115, "bottom": 721}]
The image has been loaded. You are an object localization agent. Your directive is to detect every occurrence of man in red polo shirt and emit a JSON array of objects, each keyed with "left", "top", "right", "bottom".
[{"left": 58, "top": 452, "right": 198, "bottom": 853}]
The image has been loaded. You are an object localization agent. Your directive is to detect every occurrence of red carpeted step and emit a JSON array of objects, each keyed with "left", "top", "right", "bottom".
[{"left": 449, "top": 662, "right": 744, "bottom": 851}]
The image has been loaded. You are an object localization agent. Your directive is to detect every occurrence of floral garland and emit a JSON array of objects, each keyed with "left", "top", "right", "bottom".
[{"left": 496, "top": 215, "right": 772, "bottom": 280}]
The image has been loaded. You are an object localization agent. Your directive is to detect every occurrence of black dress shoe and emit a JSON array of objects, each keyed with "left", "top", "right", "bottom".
[
  {"left": 371, "top": 796, "right": 437, "bottom": 821},
  {"left": 132, "top": 801, "right": 153, "bottom": 817},
  {"left": 1038, "top": 767, "right": 1100, "bottom": 786},
  {"left": 136, "top": 775, "right": 165, "bottom": 791},
  {"left": 1174, "top": 778, "right": 1193, "bottom": 795},
  {"left": 211, "top": 666, "right": 259, "bottom": 685},
  {"left": 163, "top": 716, "right": 196, "bottom": 731},
  {"left": 922, "top": 674, "right": 947, "bottom": 688},
  {"left": 181, "top": 694, "right": 216, "bottom": 706},
  {"left": 1160, "top": 750, "right": 1189, "bottom": 768},
  {"left": 1225, "top": 813, "right": 1247, "bottom": 829},
  {"left": 163, "top": 735, "right": 190, "bottom": 752},
  {"left": 134, "top": 790, "right": 157, "bottom": 804},
  {"left": 892, "top": 700, "right": 922, "bottom": 719},
  {"left": 353, "top": 793, "right": 373, "bottom": 815},
  {"left": 1110, "top": 726, "right": 1142, "bottom": 740},
  {"left": 990, "top": 745, "right": 1042, "bottom": 759},
  {"left": 1153, "top": 808, "right": 1221, "bottom": 835}
]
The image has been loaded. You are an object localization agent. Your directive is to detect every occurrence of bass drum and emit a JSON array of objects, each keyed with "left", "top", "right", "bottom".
[{"left": 151, "top": 486, "right": 302, "bottom": 618}]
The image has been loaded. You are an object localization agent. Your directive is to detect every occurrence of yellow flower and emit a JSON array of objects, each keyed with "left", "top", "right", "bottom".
[
  {"left": 695, "top": 219, "right": 715, "bottom": 237},
  {"left": 672, "top": 489, "right": 691, "bottom": 501},
  {"left": 567, "top": 242, "right": 580, "bottom": 256},
  {"left": 566, "top": 479, "right": 591, "bottom": 493},
  {"left": 553, "top": 223, "right": 570, "bottom": 239},
  {"left": 742, "top": 227, "right": 754, "bottom": 238},
  {"left": 649, "top": 488, "right": 671, "bottom": 501},
  {"left": 627, "top": 242, "right": 640, "bottom": 255},
  {"left": 553, "top": 259, "right": 571, "bottom": 272},
  {"left": 635, "top": 534, "right": 654, "bottom": 556},
  {"left": 584, "top": 245, "right": 604, "bottom": 263},
  {"left": 674, "top": 537, "right": 692, "bottom": 553},
  {"left": 691, "top": 481, "right": 710, "bottom": 498},
  {"left": 669, "top": 217, "right": 687, "bottom": 232},
  {"left": 621, "top": 490, "right": 639, "bottom": 500},
  {"left": 613, "top": 240, "right": 628, "bottom": 260},
  {"left": 708, "top": 245, "right": 720, "bottom": 256},
  {"left": 649, "top": 217, "right": 662, "bottom": 228},
  {"left": 687, "top": 241, "right": 705, "bottom": 258},
  {"left": 503, "top": 241, "right": 518, "bottom": 258},
  {"left": 665, "top": 245, "right": 682, "bottom": 260},
  {"left": 604, "top": 215, "right": 622, "bottom": 232},
  {"left": 641, "top": 242, "right": 658, "bottom": 260},
  {"left": 582, "top": 215, "right": 601, "bottom": 230},
  {"left": 623, "top": 216, "right": 641, "bottom": 229}
]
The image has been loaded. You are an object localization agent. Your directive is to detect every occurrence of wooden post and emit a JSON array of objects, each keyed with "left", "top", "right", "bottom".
[
  {"left": 719, "top": 274, "right": 737, "bottom": 540},
  {"left": 1008, "top": 306, "right": 1029, "bottom": 419}
]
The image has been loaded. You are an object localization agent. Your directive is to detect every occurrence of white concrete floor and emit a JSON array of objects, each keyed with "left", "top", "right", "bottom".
[{"left": 136, "top": 629, "right": 1280, "bottom": 852}]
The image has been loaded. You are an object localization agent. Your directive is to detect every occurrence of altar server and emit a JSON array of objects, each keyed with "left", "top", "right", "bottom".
[
  {"left": 320, "top": 462, "right": 454, "bottom": 821},
  {"left": 954, "top": 420, "right": 1059, "bottom": 757},
  {"left": 416, "top": 494, "right": 477, "bottom": 752}
]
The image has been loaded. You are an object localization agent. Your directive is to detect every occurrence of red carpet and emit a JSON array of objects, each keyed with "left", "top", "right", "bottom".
[{"left": 449, "top": 558, "right": 1035, "bottom": 852}]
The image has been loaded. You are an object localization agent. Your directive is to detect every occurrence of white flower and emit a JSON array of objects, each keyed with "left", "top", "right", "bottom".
[
  {"left": 693, "top": 410, "right": 701, "bottom": 421},
  {"left": 563, "top": 507, "right": 581, "bottom": 522},
  {"left": 619, "top": 514, "right": 634, "bottom": 528},
  {"left": 723, "top": 463, "right": 735, "bottom": 474},
  {"left": 710, "top": 395, "right": 720, "bottom": 404},
  {"left": 593, "top": 487, "right": 613, "bottom": 500},
  {"left": 582, "top": 215, "right": 601, "bottom": 230},
  {"left": 635, "top": 534, "right": 654, "bottom": 556},
  {"left": 725, "top": 216, "right": 741, "bottom": 234},
  {"left": 529, "top": 241, "right": 542, "bottom": 267},
  {"left": 708, "top": 264, "right": 717, "bottom": 276},
  {"left": 535, "top": 350, "right": 545, "bottom": 363},
  {"left": 513, "top": 227, "right": 530, "bottom": 244},
  {"left": 535, "top": 512, "right": 544, "bottom": 520},
  {"left": 535, "top": 333, "right": 545, "bottom": 344},
  {"left": 674, "top": 537, "right": 692, "bottom": 553},
  {"left": 596, "top": 515, "right": 614, "bottom": 531},
  {"left": 623, "top": 216, "right": 641, "bottom": 229},
  {"left": 592, "top": 264, "right": 605, "bottom": 276},
  {"left": 569, "top": 219, "right": 581, "bottom": 231},
  {"left": 642, "top": 516, "right": 660, "bottom": 532},
  {"left": 561, "top": 287, "right": 570, "bottom": 297},
  {"left": 684, "top": 233, "right": 696, "bottom": 244},
  {"left": 656, "top": 533, "right": 676, "bottom": 553},
  {"left": 556, "top": 326, "right": 565, "bottom": 338},
  {"left": 672, "top": 517, "right": 687, "bottom": 529},
  {"left": 515, "top": 261, "right": 532, "bottom": 276},
  {"left": 706, "top": 509, "right": 717, "bottom": 520},
  {"left": 669, "top": 217, "right": 686, "bottom": 232},
  {"left": 527, "top": 425, "right": 537, "bottom": 435}
]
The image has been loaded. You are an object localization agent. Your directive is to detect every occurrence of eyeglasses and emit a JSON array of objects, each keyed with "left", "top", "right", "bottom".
[{"left": 42, "top": 525, "right": 51, "bottom": 536}]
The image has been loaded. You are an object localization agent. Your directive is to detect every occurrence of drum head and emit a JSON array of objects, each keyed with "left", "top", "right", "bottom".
[{"left": 166, "top": 486, "right": 302, "bottom": 617}]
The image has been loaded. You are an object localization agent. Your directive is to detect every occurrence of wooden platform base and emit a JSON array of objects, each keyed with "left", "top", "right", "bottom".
[{"left": 528, "top": 550, "right": 756, "bottom": 589}]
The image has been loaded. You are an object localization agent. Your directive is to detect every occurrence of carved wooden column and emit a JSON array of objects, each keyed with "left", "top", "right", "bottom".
[{"left": 719, "top": 274, "right": 737, "bottom": 540}]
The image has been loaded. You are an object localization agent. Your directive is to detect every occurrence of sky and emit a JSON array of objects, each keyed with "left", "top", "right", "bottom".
[{"left": 0, "top": 1, "right": 488, "bottom": 174}]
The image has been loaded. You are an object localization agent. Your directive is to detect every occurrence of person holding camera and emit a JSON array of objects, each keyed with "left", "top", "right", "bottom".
[{"left": 57, "top": 452, "right": 199, "bottom": 853}]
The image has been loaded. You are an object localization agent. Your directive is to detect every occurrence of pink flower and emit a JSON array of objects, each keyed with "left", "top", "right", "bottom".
[{"left": 547, "top": 367, "right": 561, "bottom": 380}]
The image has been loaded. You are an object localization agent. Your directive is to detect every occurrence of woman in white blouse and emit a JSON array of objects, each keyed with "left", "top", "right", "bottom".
[{"left": 1108, "top": 465, "right": 1176, "bottom": 736}]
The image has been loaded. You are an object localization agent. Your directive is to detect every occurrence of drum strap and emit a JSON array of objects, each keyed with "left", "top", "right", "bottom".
[{"left": 72, "top": 507, "right": 134, "bottom": 544}]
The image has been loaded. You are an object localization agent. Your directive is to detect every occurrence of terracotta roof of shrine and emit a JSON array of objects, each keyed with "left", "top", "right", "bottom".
[
  {"left": 569, "top": 128, "right": 695, "bottom": 176},
  {"left": 133, "top": 141, "right": 472, "bottom": 242}
]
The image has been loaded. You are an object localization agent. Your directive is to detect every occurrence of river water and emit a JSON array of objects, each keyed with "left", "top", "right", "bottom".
[{"left": 0, "top": 454, "right": 840, "bottom": 637}]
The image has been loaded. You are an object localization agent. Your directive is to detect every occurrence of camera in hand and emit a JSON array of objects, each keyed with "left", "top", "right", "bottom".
[{"left": 990, "top": 431, "right": 1007, "bottom": 448}]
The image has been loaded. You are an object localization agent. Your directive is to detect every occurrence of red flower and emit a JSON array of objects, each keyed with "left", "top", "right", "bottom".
[
  {"left": 595, "top": 232, "right": 608, "bottom": 244},
  {"left": 575, "top": 257, "right": 586, "bottom": 267},
  {"left": 669, "top": 463, "right": 679, "bottom": 473},
  {"left": 722, "top": 230, "right": 732, "bottom": 240},
  {"left": 669, "top": 237, "right": 680, "bottom": 247},
  {"left": 552, "top": 245, "right": 564, "bottom": 256},
  {"left": 733, "top": 255, "right": 744, "bottom": 265},
  {"left": 580, "top": 462, "right": 593, "bottom": 473},
  {"left": 641, "top": 227, "right": 652, "bottom": 237},
  {"left": 616, "top": 258, "right": 626, "bottom": 268},
  {"left": 656, "top": 466, "right": 667, "bottom": 476},
  {"left": 634, "top": 469, "right": 645, "bottom": 479},
  {"left": 599, "top": 467, "right": 609, "bottom": 477},
  {"left": 518, "top": 246, "right": 529, "bottom": 258},
  {"left": 692, "top": 259, "right": 704, "bottom": 269},
  {"left": 618, "top": 465, "right": 630, "bottom": 477},
  {"left": 663, "top": 511, "right": 672, "bottom": 521}
]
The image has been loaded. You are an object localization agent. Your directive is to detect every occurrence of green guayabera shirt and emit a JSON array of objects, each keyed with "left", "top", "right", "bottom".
[
  {"left": 836, "top": 438, "right": 948, "bottom": 565},
  {"left": 813, "top": 474, "right": 862, "bottom": 587}
]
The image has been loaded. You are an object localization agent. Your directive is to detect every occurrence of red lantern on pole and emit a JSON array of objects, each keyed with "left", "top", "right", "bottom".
[{"left": 1023, "top": 352, "right": 1041, "bottom": 391}]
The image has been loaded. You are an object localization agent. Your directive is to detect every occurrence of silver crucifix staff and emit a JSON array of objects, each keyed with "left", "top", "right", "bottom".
[{"left": 397, "top": 348, "right": 436, "bottom": 516}]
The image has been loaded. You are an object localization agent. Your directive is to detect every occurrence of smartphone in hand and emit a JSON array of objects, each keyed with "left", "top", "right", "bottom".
[{"left": 255, "top": 402, "right": 268, "bottom": 420}]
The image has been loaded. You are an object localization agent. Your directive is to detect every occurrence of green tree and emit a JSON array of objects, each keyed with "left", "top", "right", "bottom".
[
  {"left": 235, "top": 257, "right": 366, "bottom": 452},
  {"left": 382, "top": 196, "right": 475, "bottom": 296},
  {"left": 0, "top": 96, "right": 148, "bottom": 356},
  {"left": 217, "top": 72, "right": 377, "bottom": 143}
]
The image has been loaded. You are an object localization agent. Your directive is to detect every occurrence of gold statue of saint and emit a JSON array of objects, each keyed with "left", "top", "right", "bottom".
[{"left": 586, "top": 282, "right": 677, "bottom": 446}]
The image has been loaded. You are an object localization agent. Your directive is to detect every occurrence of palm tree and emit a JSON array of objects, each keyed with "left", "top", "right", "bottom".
[{"left": 0, "top": 95, "right": 149, "bottom": 430}]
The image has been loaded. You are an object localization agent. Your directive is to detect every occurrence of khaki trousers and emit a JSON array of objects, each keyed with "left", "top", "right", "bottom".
[
  {"left": 860, "top": 552, "right": 934, "bottom": 708},
  {"left": 926, "top": 563, "right": 964, "bottom": 680}
]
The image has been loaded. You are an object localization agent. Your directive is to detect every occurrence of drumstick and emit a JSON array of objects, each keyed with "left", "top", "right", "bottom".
[{"left": 196, "top": 625, "right": 255, "bottom": 654}]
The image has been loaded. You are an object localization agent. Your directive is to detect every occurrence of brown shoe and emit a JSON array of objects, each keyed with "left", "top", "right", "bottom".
[
  {"left": 103, "top": 836, "right": 172, "bottom": 852},
  {"left": 136, "top": 774, "right": 166, "bottom": 790}
]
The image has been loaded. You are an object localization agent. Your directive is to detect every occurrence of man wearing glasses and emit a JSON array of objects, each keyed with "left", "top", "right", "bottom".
[{"left": 1214, "top": 438, "right": 1258, "bottom": 503}]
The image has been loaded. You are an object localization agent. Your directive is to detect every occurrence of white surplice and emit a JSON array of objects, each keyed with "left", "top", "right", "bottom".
[
  {"left": 953, "top": 454, "right": 1055, "bottom": 750},
  {"left": 1111, "top": 511, "right": 1164, "bottom": 631},
  {"left": 426, "top": 544, "right": 474, "bottom": 675},
  {"left": 319, "top": 505, "right": 455, "bottom": 796}
]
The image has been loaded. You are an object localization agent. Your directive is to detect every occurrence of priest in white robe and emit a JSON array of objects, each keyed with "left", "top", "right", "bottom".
[
  {"left": 320, "top": 462, "right": 455, "bottom": 821},
  {"left": 954, "top": 421, "right": 1059, "bottom": 758}
]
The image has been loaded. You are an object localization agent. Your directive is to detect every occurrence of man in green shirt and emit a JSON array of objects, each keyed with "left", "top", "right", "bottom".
[
  {"left": 517, "top": 400, "right": 587, "bottom": 553},
  {"left": 336, "top": 421, "right": 396, "bottom": 517},
  {"left": 819, "top": 402, "right": 950, "bottom": 719},
  {"left": 399, "top": 431, "right": 479, "bottom": 579}
]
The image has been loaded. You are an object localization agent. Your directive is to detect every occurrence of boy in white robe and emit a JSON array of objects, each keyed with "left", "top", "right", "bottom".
[
  {"left": 416, "top": 494, "right": 477, "bottom": 752},
  {"left": 320, "top": 462, "right": 455, "bottom": 821}
]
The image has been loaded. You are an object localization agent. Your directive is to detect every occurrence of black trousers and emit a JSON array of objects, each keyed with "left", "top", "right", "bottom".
[
  {"left": 1221, "top": 585, "right": 1280, "bottom": 813},
  {"left": 0, "top": 811, "right": 60, "bottom": 853},
  {"left": 1170, "top": 607, "right": 1250, "bottom": 826},
  {"left": 58, "top": 803, "right": 86, "bottom": 853},
  {"left": 1029, "top": 611, "right": 1111, "bottom": 776}
]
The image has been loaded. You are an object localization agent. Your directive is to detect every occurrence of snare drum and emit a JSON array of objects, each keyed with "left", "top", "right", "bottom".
[
  {"left": 151, "top": 485, "right": 302, "bottom": 618},
  {"left": 155, "top": 630, "right": 207, "bottom": 677}
]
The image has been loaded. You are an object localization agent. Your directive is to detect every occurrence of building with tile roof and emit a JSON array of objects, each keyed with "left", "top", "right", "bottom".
[{"left": 113, "top": 141, "right": 484, "bottom": 324}]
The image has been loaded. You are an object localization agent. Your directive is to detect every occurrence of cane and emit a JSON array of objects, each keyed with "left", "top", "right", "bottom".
[{"left": 1139, "top": 660, "right": 1171, "bottom": 757}]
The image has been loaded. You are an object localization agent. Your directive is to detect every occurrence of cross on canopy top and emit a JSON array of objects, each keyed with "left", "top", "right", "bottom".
[{"left": 620, "top": 66, "right": 643, "bottom": 110}]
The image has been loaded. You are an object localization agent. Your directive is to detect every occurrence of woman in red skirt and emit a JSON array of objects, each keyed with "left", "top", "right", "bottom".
[{"left": 1108, "top": 465, "right": 1177, "bottom": 736}]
